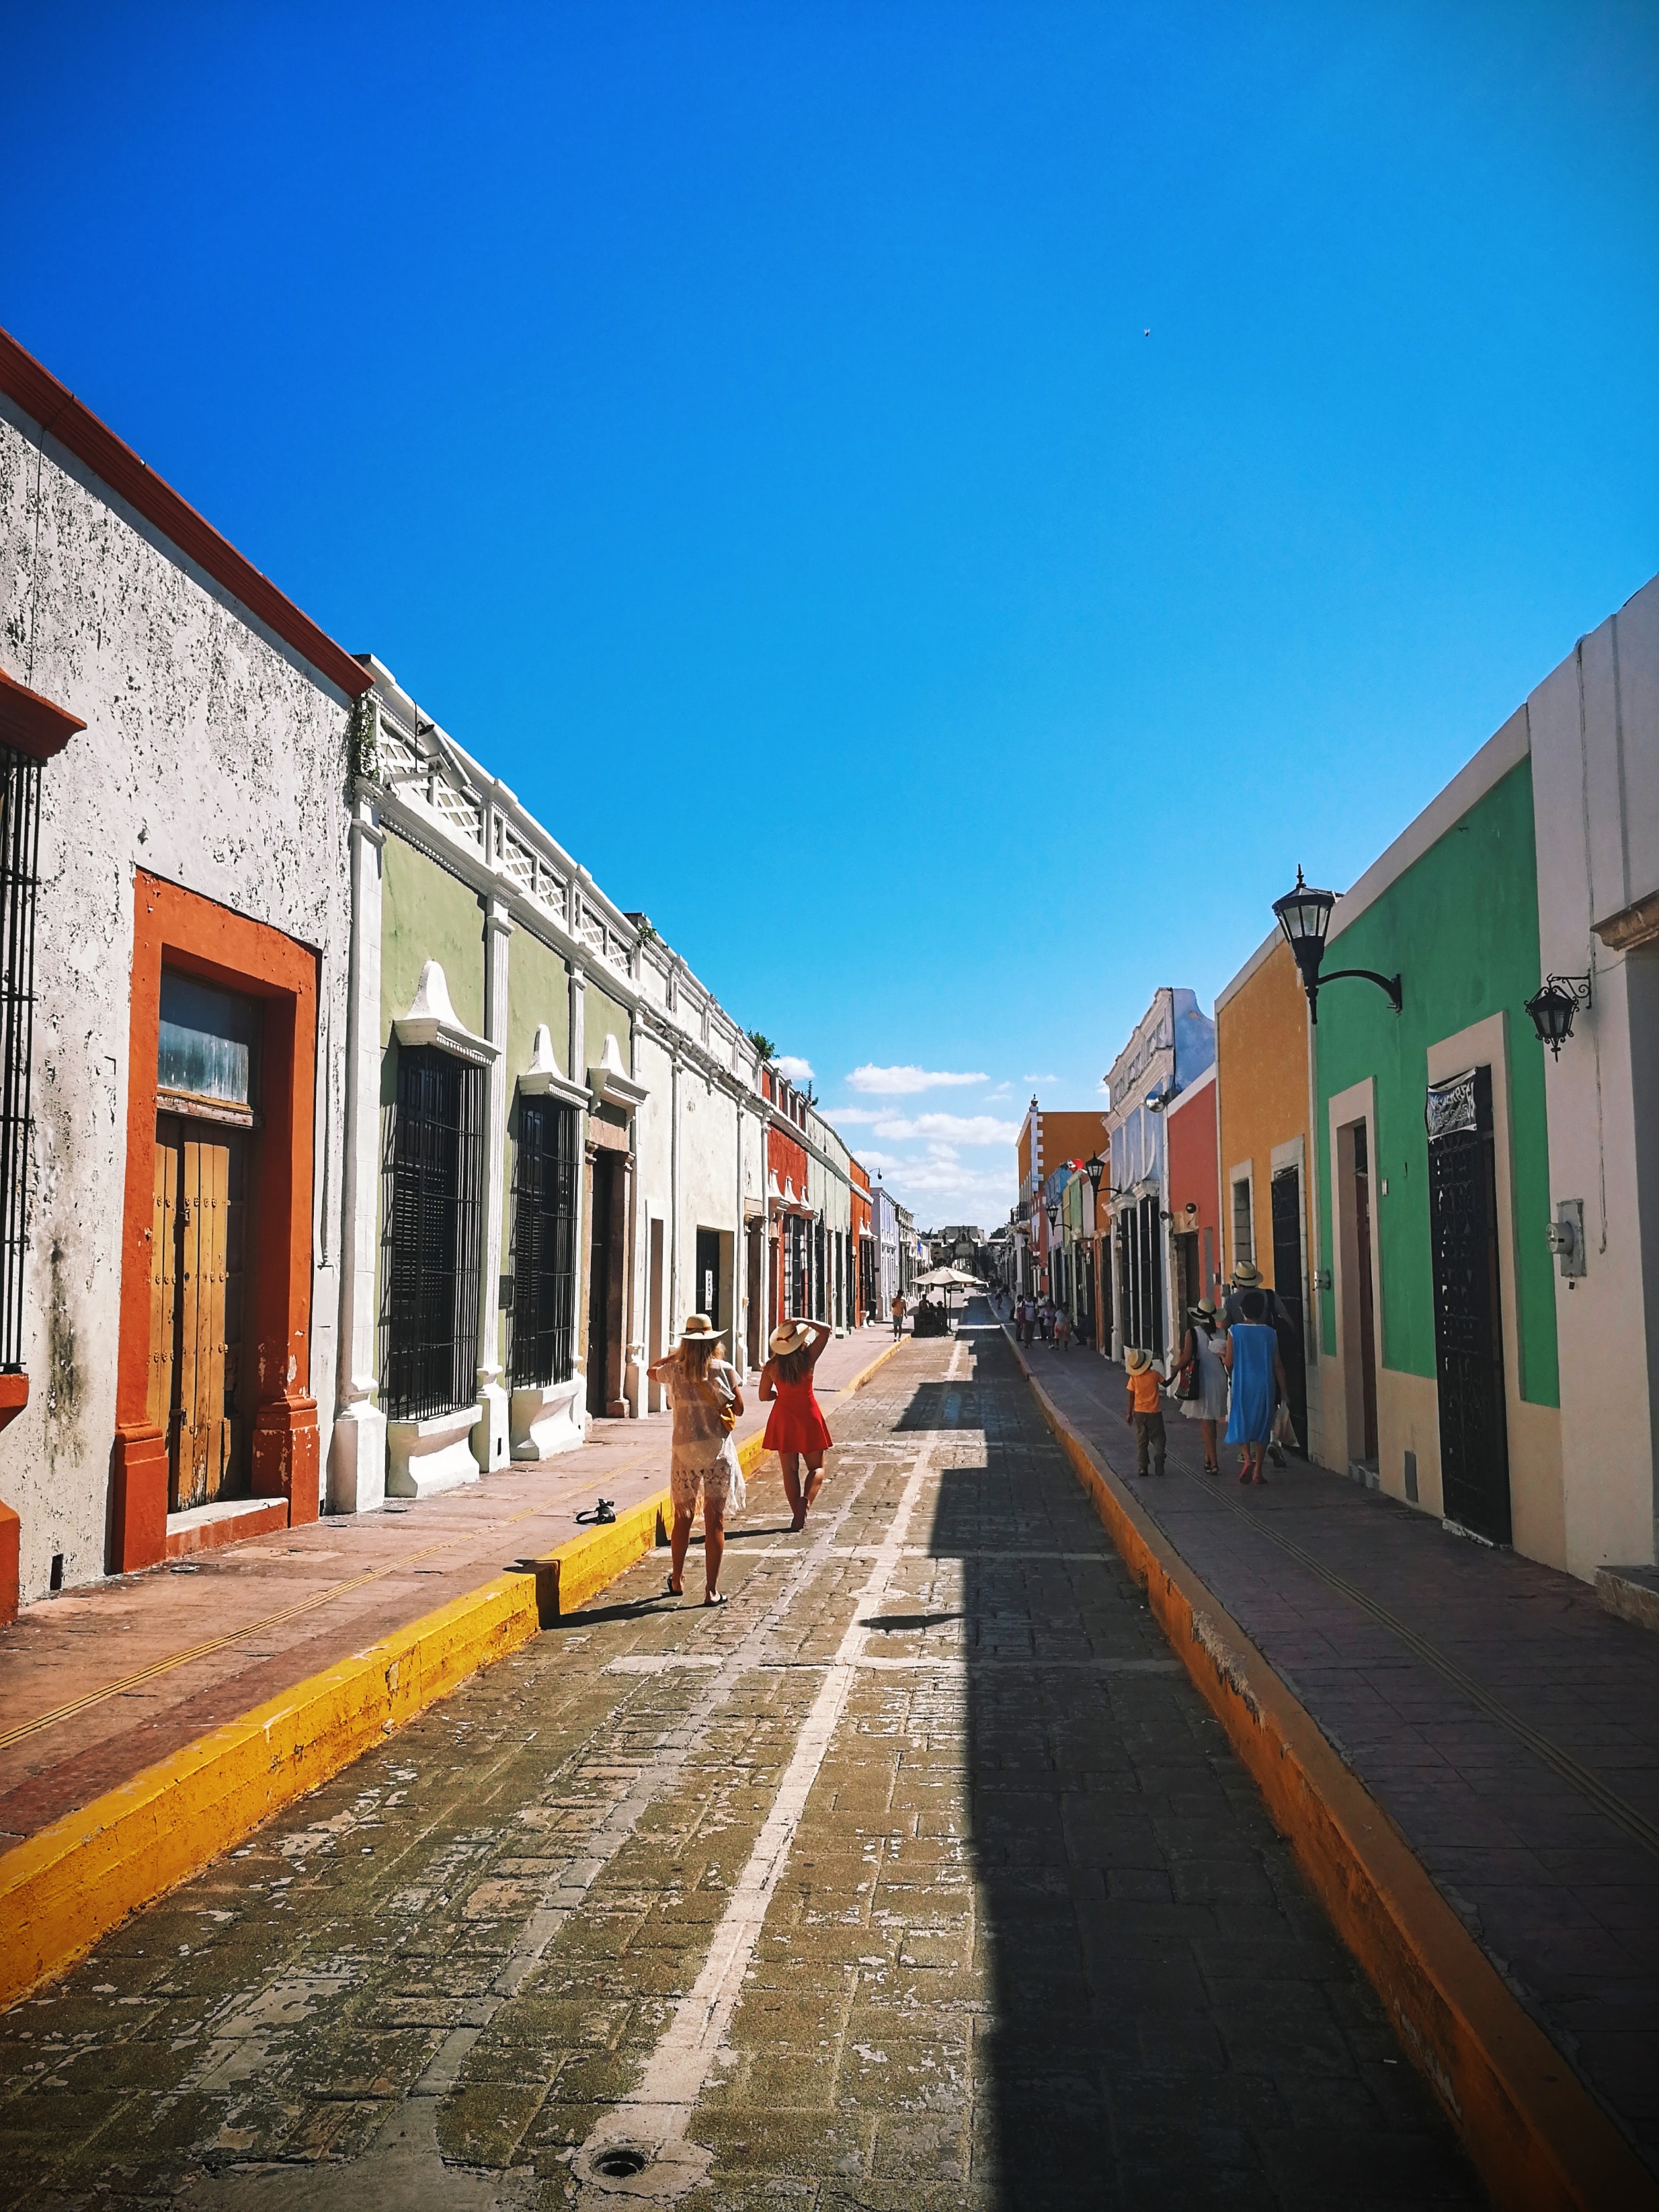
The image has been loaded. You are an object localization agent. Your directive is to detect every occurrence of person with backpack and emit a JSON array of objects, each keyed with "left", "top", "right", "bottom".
[{"left": 647, "top": 1313, "right": 744, "bottom": 1605}]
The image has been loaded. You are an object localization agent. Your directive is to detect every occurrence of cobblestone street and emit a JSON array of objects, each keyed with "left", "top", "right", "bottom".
[{"left": 1, "top": 1319, "right": 1478, "bottom": 2209}]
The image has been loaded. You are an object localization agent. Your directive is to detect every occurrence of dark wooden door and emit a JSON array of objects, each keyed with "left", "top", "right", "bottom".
[
  {"left": 1427, "top": 1067, "right": 1512, "bottom": 1543},
  {"left": 695, "top": 1225, "right": 721, "bottom": 1329},
  {"left": 1269, "top": 1165, "right": 1308, "bottom": 1453}
]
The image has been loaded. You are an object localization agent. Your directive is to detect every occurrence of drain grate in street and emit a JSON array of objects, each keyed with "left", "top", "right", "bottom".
[{"left": 594, "top": 2147, "right": 649, "bottom": 2178}]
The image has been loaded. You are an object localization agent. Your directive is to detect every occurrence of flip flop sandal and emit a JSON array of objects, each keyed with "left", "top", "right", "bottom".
[
  {"left": 665, "top": 1577, "right": 684, "bottom": 1597},
  {"left": 704, "top": 1591, "right": 726, "bottom": 1607}
]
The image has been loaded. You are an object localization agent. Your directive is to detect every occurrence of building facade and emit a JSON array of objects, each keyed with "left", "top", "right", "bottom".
[
  {"left": 0, "top": 329, "right": 366, "bottom": 1614},
  {"left": 1104, "top": 989, "right": 1215, "bottom": 1364}
]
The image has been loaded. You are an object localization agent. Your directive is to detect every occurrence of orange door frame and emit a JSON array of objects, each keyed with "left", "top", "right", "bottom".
[{"left": 110, "top": 871, "right": 321, "bottom": 1572}]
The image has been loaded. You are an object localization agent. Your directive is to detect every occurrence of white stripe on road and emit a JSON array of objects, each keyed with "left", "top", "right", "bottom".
[{"left": 575, "top": 1336, "right": 968, "bottom": 2201}]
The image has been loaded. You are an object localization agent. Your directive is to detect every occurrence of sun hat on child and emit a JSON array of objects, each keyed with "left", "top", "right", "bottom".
[{"left": 1125, "top": 1348, "right": 1153, "bottom": 1375}]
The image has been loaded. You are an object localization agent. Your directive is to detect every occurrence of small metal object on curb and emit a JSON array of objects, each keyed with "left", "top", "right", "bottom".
[{"left": 576, "top": 1498, "right": 617, "bottom": 1526}]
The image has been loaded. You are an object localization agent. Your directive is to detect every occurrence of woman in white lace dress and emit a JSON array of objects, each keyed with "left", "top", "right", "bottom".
[
  {"left": 1170, "top": 1301, "right": 1229, "bottom": 1475},
  {"left": 647, "top": 1313, "right": 745, "bottom": 1605}
]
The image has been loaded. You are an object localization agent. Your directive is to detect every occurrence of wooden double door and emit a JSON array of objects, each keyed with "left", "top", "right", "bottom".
[{"left": 149, "top": 1114, "right": 249, "bottom": 1512}]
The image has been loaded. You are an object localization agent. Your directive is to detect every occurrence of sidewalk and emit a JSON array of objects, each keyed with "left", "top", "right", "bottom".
[
  {"left": 0, "top": 1325, "right": 894, "bottom": 1851},
  {"left": 1010, "top": 1319, "right": 1659, "bottom": 2178}
]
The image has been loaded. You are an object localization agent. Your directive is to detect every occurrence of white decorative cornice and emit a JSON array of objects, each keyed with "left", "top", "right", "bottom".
[
  {"left": 393, "top": 960, "right": 498, "bottom": 1065},
  {"left": 590, "top": 1030, "right": 649, "bottom": 1112},
  {"left": 519, "top": 1022, "right": 590, "bottom": 1107}
]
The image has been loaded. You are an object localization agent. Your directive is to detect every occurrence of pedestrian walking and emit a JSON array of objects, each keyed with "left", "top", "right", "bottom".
[
  {"left": 760, "top": 1315, "right": 835, "bottom": 1530},
  {"left": 647, "top": 1313, "right": 745, "bottom": 1604},
  {"left": 1123, "top": 1348, "right": 1167, "bottom": 1477},
  {"left": 1223, "top": 1260, "right": 1291, "bottom": 1468},
  {"left": 1171, "top": 1301, "right": 1228, "bottom": 1475},
  {"left": 891, "top": 1292, "right": 906, "bottom": 1339},
  {"left": 1039, "top": 1299, "right": 1054, "bottom": 1344},
  {"left": 1053, "top": 1307, "right": 1071, "bottom": 1352},
  {"left": 1222, "top": 1288, "right": 1288, "bottom": 1487}
]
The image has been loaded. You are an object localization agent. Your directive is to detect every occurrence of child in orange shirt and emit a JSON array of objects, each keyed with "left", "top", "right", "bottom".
[{"left": 1124, "top": 1348, "right": 1167, "bottom": 1477}]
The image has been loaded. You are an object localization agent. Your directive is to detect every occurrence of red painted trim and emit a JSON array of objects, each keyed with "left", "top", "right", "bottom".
[
  {"left": 0, "top": 1498, "right": 15, "bottom": 1627},
  {"left": 165, "top": 1497, "right": 289, "bottom": 1560},
  {"left": 111, "top": 872, "right": 321, "bottom": 1574},
  {"left": 0, "top": 667, "right": 83, "bottom": 762},
  {"left": 0, "top": 327, "right": 370, "bottom": 702}
]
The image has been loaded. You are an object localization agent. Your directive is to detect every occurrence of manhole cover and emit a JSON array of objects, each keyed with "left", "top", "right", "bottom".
[{"left": 594, "top": 2148, "right": 649, "bottom": 2178}]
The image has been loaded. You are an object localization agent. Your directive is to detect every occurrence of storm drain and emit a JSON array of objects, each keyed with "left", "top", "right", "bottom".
[{"left": 594, "top": 2147, "right": 650, "bottom": 2178}]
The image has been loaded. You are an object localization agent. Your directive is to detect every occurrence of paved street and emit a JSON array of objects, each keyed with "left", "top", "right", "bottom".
[
  {"left": 0, "top": 1329, "right": 894, "bottom": 1848},
  {"left": 1, "top": 1317, "right": 1478, "bottom": 2209},
  {"left": 1007, "top": 1315, "right": 1659, "bottom": 2171}
]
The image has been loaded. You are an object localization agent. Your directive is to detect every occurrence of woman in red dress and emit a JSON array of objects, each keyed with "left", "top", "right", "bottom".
[{"left": 760, "top": 1316, "right": 835, "bottom": 1530}]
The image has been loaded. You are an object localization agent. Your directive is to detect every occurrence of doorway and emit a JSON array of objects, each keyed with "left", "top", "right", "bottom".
[
  {"left": 1426, "top": 1066, "right": 1512, "bottom": 1543},
  {"left": 585, "top": 1153, "right": 624, "bottom": 1420},
  {"left": 648, "top": 1217, "right": 665, "bottom": 1409},
  {"left": 745, "top": 1220, "right": 763, "bottom": 1368},
  {"left": 1338, "top": 1120, "right": 1380, "bottom": 1467},
  {"left": 694, "top": 1225, "right": 721, "bottom": 1329},
  {"left": 150, "top": 1114, "right": 249, "bottom": 1511},
  {"left": 1269, "top": 1163, "right": 1308, "bottom": 1455}
]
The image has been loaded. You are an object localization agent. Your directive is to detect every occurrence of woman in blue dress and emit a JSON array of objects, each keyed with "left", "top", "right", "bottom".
[{"left": 1222, "top": 1288, "right": 1288, "bottom": 1487}]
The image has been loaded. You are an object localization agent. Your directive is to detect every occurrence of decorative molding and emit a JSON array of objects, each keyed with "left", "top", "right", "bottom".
[
  {"left": 519, "top": 1022, "right": 590, "bottom": 1106},
  {"left": 1594, "top": 886, "right": 1659, "bottom": 955},
  {"left": 392, "top": 960, "right": 498, "bottom": 1065},
  {"left": 590, "top": 1029, "right": 649, "bottom": 1111}
]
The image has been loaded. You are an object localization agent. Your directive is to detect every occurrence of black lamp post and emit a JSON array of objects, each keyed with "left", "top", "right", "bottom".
[
  {"left": 1272, "top": 866, "right": 1402, "bottom": 1025},
  {"left": 1045, "top": 1200, "right": 1060, "bottom": 1232},
  {"left": 1525, "top": 974, "right": 1591, "bottom": 1059},
  {"left": 1085, "top": 1154, "right": 1106, "bottom": 1197}
]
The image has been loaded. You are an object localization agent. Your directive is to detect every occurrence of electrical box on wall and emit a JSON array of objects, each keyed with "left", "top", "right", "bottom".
[{"left": 1546, "top": 1199, "right": 1586, "bottom": 1280}]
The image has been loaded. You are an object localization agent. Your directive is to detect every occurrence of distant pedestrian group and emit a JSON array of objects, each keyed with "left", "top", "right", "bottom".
[{"left": 1127, "top": 1259, "right": 1297, "bottom": 1484}]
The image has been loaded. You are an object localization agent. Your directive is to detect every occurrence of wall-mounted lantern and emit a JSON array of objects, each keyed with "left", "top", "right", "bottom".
[
  {"left": 1272, "top": 867, "right": 1402, "bottom": 1025},
  {"left": 1045, "top": 1199, "right": 1060, "bottom": 1231},
  {"left": 1525, "top": 974, "right": 1592, "bottom": 1059},
  {"left": 1085, "top": 1155, "right": 1106, "bottom": 1196}
]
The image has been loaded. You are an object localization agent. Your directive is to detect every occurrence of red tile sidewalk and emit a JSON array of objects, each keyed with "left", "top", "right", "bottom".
[
  {"left": 1004, "top": 1311, "right": 1659, "bottom": 2178},
  {"left": 0, "top": 1325, "right": 893, "bottom": 1850}
]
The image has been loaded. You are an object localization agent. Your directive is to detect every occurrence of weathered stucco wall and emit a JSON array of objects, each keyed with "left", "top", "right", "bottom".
[{"left": 0, "top": 398, "right": 353, "bottom": 1604}]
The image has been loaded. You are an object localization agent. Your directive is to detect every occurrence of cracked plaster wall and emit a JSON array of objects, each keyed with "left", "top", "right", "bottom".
[{"left": 0, "top": 398, "right": 353, "bottom": 1605}]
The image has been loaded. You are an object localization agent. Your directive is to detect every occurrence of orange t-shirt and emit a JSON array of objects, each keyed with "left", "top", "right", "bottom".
[{"left": 1127, "top": 1368, "right": 1164, "bottom": 1414}]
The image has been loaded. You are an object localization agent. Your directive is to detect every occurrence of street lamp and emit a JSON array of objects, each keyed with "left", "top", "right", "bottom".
[
  {"left": 1045, "top": 1200, "right": 1060, "bottom": 1231},
  {"left": 1085, "top": 1154, "right": 1106, "bottom": 1196},
  {"left": 1525, "top": 974, "right": 1591, "bottom": 1059},
  {"left": 1272, "top": 866, "right": 1402, "bottom": 1025}
]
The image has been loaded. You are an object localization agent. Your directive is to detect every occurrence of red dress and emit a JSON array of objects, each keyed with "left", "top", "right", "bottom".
[{"left": 763, "top": 1370, "right": 834, "bottom": 1456}]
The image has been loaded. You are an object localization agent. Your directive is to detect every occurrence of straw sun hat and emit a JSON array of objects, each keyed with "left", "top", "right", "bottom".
[
  {"left": 1231, "top": 1259, "right": 1262, "bottom": 1286},
  {"left": 679, "top": 1313, "right": 724, "bottom": 1346},
  {"left": 770, "top": 1320, "right": 812, "bottom": 1358},
  {"left": 1125, "top": 1348, "right": 1154, "bottom": 1375}
]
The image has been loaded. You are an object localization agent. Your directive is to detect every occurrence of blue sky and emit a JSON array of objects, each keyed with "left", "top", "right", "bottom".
[{"left": 5, "top": 1, "right": 1656, "bottom": 1229}]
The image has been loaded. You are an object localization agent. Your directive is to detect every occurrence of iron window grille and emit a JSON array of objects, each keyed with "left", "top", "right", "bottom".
[
  {"left": 509, "top": 1096, "right": 577, "bottom": 1389},
  {"left": 379, "top": 1044, "right": 486, "bottom": 1422},
  {"left": 0, "top": 746, "right": 43, "bottom": 1373}
]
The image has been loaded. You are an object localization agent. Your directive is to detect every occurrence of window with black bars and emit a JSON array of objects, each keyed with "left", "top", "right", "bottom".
[
  {"left": 379, "top": 1044, "right": 486, "bottom": 1422},
  {"left": 0, "top": 746, "right": 43, "bottom": 1373},
  {"left": 509, "top": 1096, "right": 578, "bottom": 1389}
]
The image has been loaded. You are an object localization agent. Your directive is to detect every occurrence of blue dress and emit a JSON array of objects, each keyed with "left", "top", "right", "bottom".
[{"left": 1224, "top": 1322, "right": 1277, "bottom": 1446}]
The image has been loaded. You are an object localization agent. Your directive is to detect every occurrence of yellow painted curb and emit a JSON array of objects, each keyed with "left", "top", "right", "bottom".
[
  {"left": 0, "top": 1569, "right": 540, "bottom": 2014},
  {"left": 534, "top": 1489, "right": 672, "bottom": 1621},
  {"left": 1004, "top": 1329, "right": 1658, "bottom": 2212}
]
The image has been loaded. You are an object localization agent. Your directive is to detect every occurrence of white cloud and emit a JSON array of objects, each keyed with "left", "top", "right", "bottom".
[
  {"left": 825, "top": 1109, "right": 1018, "bottom": 1146},
  {"left": 844, "top": 1064, "right": 986, "bottom": 1096},
  {"left": 773, "top": 1055, "right": 813, "bottom": 1082},
  {"left": 1022, "top": 1072, "right": 1058, "bottom": 1086}
]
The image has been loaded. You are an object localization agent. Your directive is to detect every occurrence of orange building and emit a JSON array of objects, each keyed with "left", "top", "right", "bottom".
[
  {"left": 1016, "top": 1098, "right": 1110, "bottom": 1296},
  {"left": 1213, "top": 933, "right": 1318, "bottom": 1457},
  {"left": 850, "top": 1158, "right": 873, "bottom": 1327}
]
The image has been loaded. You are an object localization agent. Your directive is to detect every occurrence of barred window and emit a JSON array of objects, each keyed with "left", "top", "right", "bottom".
[
  {"left": 380, "top": 1044, "right": 485, "bottom": 1421},
  {"left": 509, "top": 1096, "right": 577, "bottom": 1389},
  {"left": 0, "top": 745, "right": 44, "bottom": 1373}
]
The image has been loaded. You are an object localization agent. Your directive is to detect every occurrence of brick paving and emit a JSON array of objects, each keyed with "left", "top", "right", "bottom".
[
  {"left": 0, "top": 1316, "right": 1475, "bottom": 2208},
  {"left": 1010, "top": 1313, "right": 1659, "bottom": 2178},
  {"left": 0, "top": 1327, "right": 893, "bottom": 1846}
]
